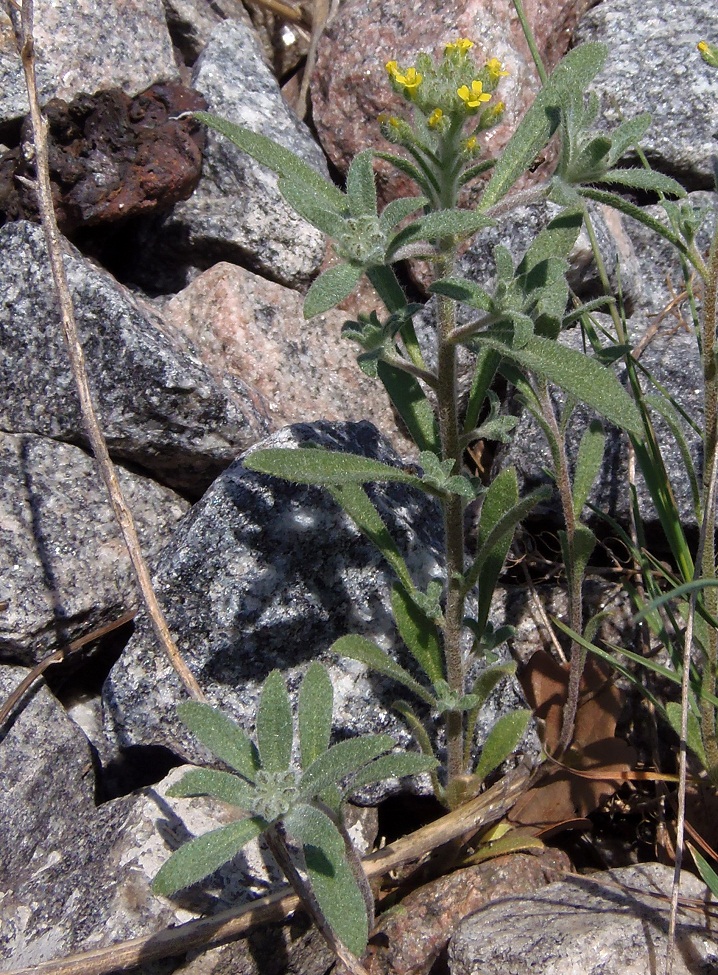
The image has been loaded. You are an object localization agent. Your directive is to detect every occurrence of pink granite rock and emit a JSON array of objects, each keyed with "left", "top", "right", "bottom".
[
  {"left": 163, "top": 262, "right": 415, "bottom": 454},
  {"left": 311, "top": 0, "right": 592, "bottom": 207}
]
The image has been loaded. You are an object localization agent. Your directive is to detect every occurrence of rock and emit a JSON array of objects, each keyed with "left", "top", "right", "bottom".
[
  {"left": 0, "top": 221, "right": 269, "bottom": 497},
  {"left": 0, "top": 432, "right": 189, "bottom": 666},
  {"left": 162, "top": 0, "right": 251, "bottom": 66},
  {"left": 163, "top": 262, "right": 415, "bottom": 453},
  {"left": 0, "top": 83, "right": 206, "bottom": 233},
  {"left": 448, "top": 862, "right": 717, "bottom": 975},
  {"left": 0, "top": 0, "right": 178, "bottom": 124},
  {"left": 133, "top": 19, "right": 327, "bottom": 292},
  {"left": 576, "top": 0, "right": 718, "bottom": 186},
  {"left": 311, "top": 0, "right": 592, "bottom": 207},
  {"left": 103, "top": 421, "right": 445, "bottom": 791},
  {"left": 365, "top": 850, "right": 570, "bottom": 975}
]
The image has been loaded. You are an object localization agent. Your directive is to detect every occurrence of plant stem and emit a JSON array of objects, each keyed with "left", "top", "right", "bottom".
[
  {"left": 435, "top": 249, "right": 466, "bottom": 787},
  {"left": 510, "top": 0, "right": 548, "bottom": 85}
]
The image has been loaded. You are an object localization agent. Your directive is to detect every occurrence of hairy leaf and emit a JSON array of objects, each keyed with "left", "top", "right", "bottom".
[
  {"left": 573, "top": 420, "right": 605, "bottom": 518},
  {"left": 332, "top": 634, "right": 436, "bottom": 707},
  {"left": 348, "top": 751, "right": 438, "bottom": 792},
  {"left": 166, "top": 767, "right": 257, "bottom": 810},
  {"left": 376, "top": 361, "right": 441, "bottom": 454},
  {"left": 391, "top": 584, "right": 445, "bottom": 686},
  {"left": 177, "top": 701, "right": 259, "bottom": 782},
  {"left": 245, "top": 447, "right": 425, "bottom": 489},
  {"left": 153, "top": 817, "right": 266, "bottom": 895},
  {"left": 346, "top": 149, "right": 378, "bottom": 217},
  {"left": 474, "top": 468, "right": 519, "bottom": 638},
  {"left": 473, "top": 709, "right": 531, "bottom": 782},
  {"left": 597, "top": 168, "right": 686, "bottom": 197},
  {"left": 257, "top": 671, "right": 293, "bottom": 773},
  {"left": 300, "top": 735, "right": 394, "bottom": 797},
  {"left": 304, "top": 264, "right": 364, "bottom": 318},
  {"left": 299, "top": 662, "right": 334, "bottom": 770},
  {"left": 284, "top": 804, "right": 369, "bottom": 957}
]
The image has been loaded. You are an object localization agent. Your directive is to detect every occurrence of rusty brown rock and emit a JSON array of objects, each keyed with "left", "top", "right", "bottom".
[
  {"left": 311, "top": 0, "right": 592, "bottom": 208},
  {"left": 0, "top": 82, "right": 206, "bottom": 233},
  {"left": 365, "top": 849, "right": 570, "bottom": 975}
]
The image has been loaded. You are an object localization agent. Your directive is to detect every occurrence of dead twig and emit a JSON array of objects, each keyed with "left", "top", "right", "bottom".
[
  {"left": 0, "top": 610, "right": 136, "bottom": 728},
  {"left": 6, "top": 0, "right": 204, "bottom": 703},
  {"left": 0, "top": 764, "right": 532, "bottom": 975}
]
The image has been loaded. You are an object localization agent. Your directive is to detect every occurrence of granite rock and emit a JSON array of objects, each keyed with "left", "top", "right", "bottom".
[
  {"left": 163, "top": 261, "right": 415, "bottom": 453},
  {"left": 448, "top": 862, "right": 717, "bottom": 975},
  {"left": 0, "top": 221, "right": 269, "bottom": 497},
  {"left": 0, "top": 0, "right": 178, "bottom": 123},
  {"left": 0, "top": 432, "right": 189, "bottom": 666},
  {"left": 133, "top": 19, "right": 327, "bottom": 292},
  {"left": 311, "top": 0, "right": 593, "bottom": 207},
  {"left": 576, "top": 0, "right": 718, "bottom": 186},
  {"left": 162, "top": 0, "right": 252, "bottom": 66}
]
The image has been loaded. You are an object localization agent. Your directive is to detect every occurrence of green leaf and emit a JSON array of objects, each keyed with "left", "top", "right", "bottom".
[
  {"left": 284, "top": 803, "right": 369, "bottom": 957},
  {"left": 299, "top": 662, "right": 334, "bottom": 770},
  {"left": 517, "top": 208, "right": 584, "bottom": 272},
  {"left": 331, "top": 634, "right": 436, "bottom": 707},
  {"left": 605, "top": 113, "right": 651, "bottom": 166},
  {"left": 479, "top": 43, "right": 608, "bottom": 210},
  {"left": 573, "top": 420, "right": 605, "bottom": 518},
  {"left": 474, "top": 467, "right": 519, "bottom": 637},
  {"left": 326, "top": 482, "right": 417, "bottom": 595},
  {"left": 429, "top": 276, "right": 493, "bottom": 311},
  {"left": 376, "top": 361, "right": 441, "bottom": 455},
  {"left": 195, "top": 112, "right": 345, "bottom": 211},
  {"left": 256, "top": 671, "right": 293, "bottom": 773},
  {"left": 379, "top": 196, "right": 428, "bottom": 233},
  {"left": 391, "top": 584, "right": 445, "bottom": 687},
  {"left": 346, "top": 150, "right": 378, "bottom": 218},
  {"left": 665, "top": 702, "right": 708, "bottom": 770},
  {"left": 578, "top": 187, "right": 691, "bottom": 258},
  {"left": 177, "top": 701, "right": 260, "bottom": 782},
  {"left": 463, "top": 349, "right": 502, "bottom": 435},
  {"left": 464, "top": 485, "right": 551, "bottom": 595},
  {"left": 304, "top": 264, "right": 364, "bottom": 318},
  {"left": 464, "top": 662, "right": 518, "bottom": 766},
  {"left": 687, "top": 844, "right": 718, "bottom": 899},
  {"left": 392, "top": 699, "right": 443, "bottom": 801},
  {"left": 347, "top": 751, "right": 438, "bottom": 792},
  {"left": 167, "top": 767, "right": 257, "bottom": 809},
  {"left": 153, "top": 817, "right": 266, "bottom": 895},
  {"left": 279, "top": 177, "right": 347, "bottom": 236},
  {"left": 596, "top": 168, "right": 686, "bottom": 197},
  {"left": 473, "top": 709, "right": 531, "bottom": 783},
  {"left": 245, "top": 446, "right": 425, "bottom": 489},
  {"left": 300, "top": 735, "right": 395, "bottom": 797},
  {"left": 480, "top": 332, "right": 642, "bottom": 435},
  {"left": 387, "top": 209, "right": 494, "bottom": 259}
]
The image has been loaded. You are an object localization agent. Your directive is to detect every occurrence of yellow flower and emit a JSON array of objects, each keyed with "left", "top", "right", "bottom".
[
  {"left": 698, "top": 40, "right": 718, "bottom": 68},
  {"left": 427, "top": 108, "right": 444, "bottom": 128},
  {"left": 385, "top": 60, "right": 423, "bottom": 92},
  {"left": 445, "top": 38, "right": 474, "bottom": 56},
  {"left": 457, "top": 80, "right": 491, "bottom": 109},
  {"left": 463, "top": 135, "right": 478, "bottom": 152},
  {"left": 485, "top": 58, "right": 510, "bottom": 82}
]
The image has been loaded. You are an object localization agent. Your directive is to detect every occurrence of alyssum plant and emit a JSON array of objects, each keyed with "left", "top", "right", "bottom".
[{"left": 153, "top": 33, "right": 685, "bottom": 961}]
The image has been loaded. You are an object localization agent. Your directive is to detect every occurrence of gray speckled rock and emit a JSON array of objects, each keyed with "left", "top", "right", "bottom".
[
  {"left": 576, "top": 0, "right": 718, "bottom": 185},
  {"left": 0, "top": 0, "right": 177, "bottom": 123},
  {"left": 0, "top": 221, "right": 269, "bottom": 497},
  {"left": 448, "top": 862, "right": 716, "bottom": 975},
  {"left": 0, "top": 432, "right": 189, "bottom": 665},
  {"left": 103, "top": 422, "right": 445, "bottom": 796},
  {"left": 136, "top": 19, "right": 326, "bottom": 290}
]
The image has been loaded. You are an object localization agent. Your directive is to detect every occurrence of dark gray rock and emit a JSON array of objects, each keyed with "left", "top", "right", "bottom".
[
  {"left": 0, "top": 0, "right": 177, "bottom": 124},
  {"left": 576, "top": 0, "right": 718, "bottom": 186},
  {"left": 134, "top": 19, "right": 327, "bottom": 291},
  {"left": 0, "top": 432, "right": 189, "bottom": 666},
  {"left": 0, "top": 221, "right": 269, "bottom": 497},
  {"left": 448, "top": 862, "right": 716, "bottom": 975}
]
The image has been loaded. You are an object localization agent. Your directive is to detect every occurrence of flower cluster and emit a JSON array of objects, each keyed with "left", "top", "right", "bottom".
[{"left": 381, "top": 38, "right": 508, "bottom": 160}]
